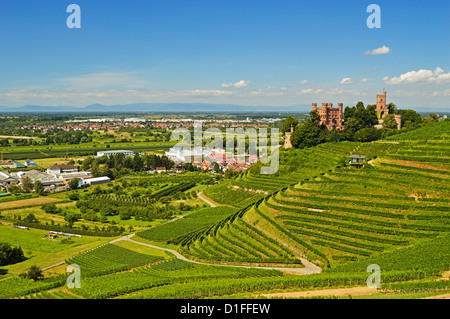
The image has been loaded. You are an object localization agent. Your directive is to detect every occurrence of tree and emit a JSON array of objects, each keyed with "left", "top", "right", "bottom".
[
  {"left": 133, "top": 153, "right": 143, "bottom": 172},
  {"left": 341, "top": 117, "right": 363, "bottom": 141},
  {"left": 344, "top": 106, "right": 355, "bottom": 120},
  {"left": 354, "top": 127, "right": 382, "bottom": 142},
  {"left": 387, "top": 102, "right": 397, "bottom": 114},
  {"left": 327, "top": 128, "right": 341, "bottom": 142},
  {"left": 34, "top": 180, "right": 45, "bottom": 195},
  {"left": 281, "top": 116, "right": 299, "bottom": 134},
  {"left": 8, "top": 185, "right": 21, "bottom": 194},
  {"left": 20, "top": 176, "right": 32, "bottom": 193},
  {"left": 68, "top": 192, "right": 79, "bottom": 201},
  {"left": 23, "top": 213, "right": 39, "bottom": 223},
  {"left": 119, "top": 210, "right": 132, "bottom": 220},
  {"left": 82, "top": 156, "right": 94, "bottom": 171},
  {"left": 64, "top": 212, "right": 81, "bottom": 224},
  {"left": 41, "top": 203, "right": 60, "bottom": 214},
  {"left": 395, "top": 109, "right": 422, "bottom": 129},
  {"left": 429, "top": 113, "right": 439, "bottom": 122},
  {"left": 382, "top": 114, "right": 398, "bottom": 130},
  {"left": 353, "top": 104, "right": 378, "bottom": 128},
  {"left": 291, "top": 110, "right": 327, "bottom": 149},
  {"left": 0, "top": 242, "right": 26, "bottom": 266},
  {"left": 68, "top": 178, "right": 80, "bottom": 190},
  {"left": 20, "top": 265, "right": 43, "bottom": 281}
]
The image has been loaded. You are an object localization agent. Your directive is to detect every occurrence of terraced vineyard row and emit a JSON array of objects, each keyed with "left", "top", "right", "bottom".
[
  {"left": 204, "top": 142, "right": 361, "bottom": 207},
  {"left": 177, "top": 201, "right": 303, "bottom": 265},
  {"left": 183, "top": 130, "right": 450, "bottom": 269},
  {"left": 65, "top": 243, "right": 163, "bottom": 277}
]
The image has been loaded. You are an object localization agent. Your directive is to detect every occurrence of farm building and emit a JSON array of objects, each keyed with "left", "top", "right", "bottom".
[
  {"left": 82, "top": 176, "right": 111, "bottom": 186},
  {"left": 12, "top": 161, "right": 26, "bottom": 168},
  {"left": 348, "top": 154, "right": 368, "bottom": 168},
  {"left": 58, "top": 171, "right": 91, "bottom": 181},
  {"left": 0, "top": 171, "right": 19, "bottom": 187},
  {"left": 47, "top": 164, "right": 79, "bottom": 175},
  {"left": 156, "top": 167, "right": 167, "bottom": 173},
  {"left": 96, "top": 150, "right": 135, "bottom": 158},
  {"left": 24, "top": 159, "right": 37, "bottom": 166}
]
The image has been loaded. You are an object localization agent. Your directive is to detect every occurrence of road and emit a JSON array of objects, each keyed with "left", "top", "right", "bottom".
[
  {"left": 111, "top": 234, "right": 321, "bottom": 275},
  {"left": 197, "top": 192, "right": 216, "bottom": 207}
]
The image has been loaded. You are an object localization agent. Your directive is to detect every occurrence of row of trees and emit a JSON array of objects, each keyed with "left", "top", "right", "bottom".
[
  {"left": 0, "top": 242, "right": 26, "bottom": 266},
  {"left": 81, "top": 153, "right": 175, "bottom": 179}
]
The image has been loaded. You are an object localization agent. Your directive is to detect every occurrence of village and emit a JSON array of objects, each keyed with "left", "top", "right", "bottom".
[
  {"left": 0, "top": 145, "right": 260, "bottom": 195},
  {"left": 13, "top": 116, "right": 282, "bottom": 133}
]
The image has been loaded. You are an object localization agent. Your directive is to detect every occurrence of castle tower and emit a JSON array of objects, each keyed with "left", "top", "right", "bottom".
[
  {"left": 284, "top": 125, "right": 294, "bottom": 149},
  {"left": 394, "top": 114, "right": 402, "bottom": 130},
  {"left": 376, "top": 88, "right": 387, "bottom": 112}
]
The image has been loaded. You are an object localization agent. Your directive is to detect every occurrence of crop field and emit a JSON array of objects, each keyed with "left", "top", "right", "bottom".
[
  {"left": 0, "top": 196, "right": 65, "bottom": 210},
  {"left": 0, "top": 140, "right": 176, "bottom": 160}
]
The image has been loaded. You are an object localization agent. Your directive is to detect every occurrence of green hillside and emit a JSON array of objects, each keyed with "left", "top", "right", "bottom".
[
  {"left": 204, "top": 141, "right": 360, "bottom": 207},
  {"left": 179, "top": 120, "right": 450, "bottom": 271}
]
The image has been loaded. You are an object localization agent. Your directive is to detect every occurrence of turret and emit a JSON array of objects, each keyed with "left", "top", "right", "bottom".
[{"left": 394, "top": 114, "right": 402, "bottom": 130}]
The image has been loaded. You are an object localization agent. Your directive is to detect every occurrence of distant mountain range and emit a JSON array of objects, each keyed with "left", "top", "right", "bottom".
[
  {"left": 0, "top": 103, "right": 312, "bottom": 114},
  {"left": 0, "top": 103, "right": 447, "bottom": 114}
]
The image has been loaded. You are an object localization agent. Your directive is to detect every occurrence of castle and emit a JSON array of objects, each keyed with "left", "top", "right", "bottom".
[
  {"left": 312, "top": 102, "right": 344, "bottom": 131},
  {"left": 283, "top": 90, "right": 402, "bottom": 148}
]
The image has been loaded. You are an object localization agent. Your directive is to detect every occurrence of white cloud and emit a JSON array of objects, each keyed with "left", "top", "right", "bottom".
[
  {"left": 221, "top": 80, "right": 251, "bottom": 88},
  {"left": 297, "top": 88, "right": 324, "bottom": 95},
  {"left": 364, "top": 45, "right": 391, "bottom": 56},
  {"left": 299, "top": 80, "right": 308, "bottom": 85},
  {"left": 340, "top": 78, "right": 355, "bottom": 85},
  {"left": 360, "top": 78, "right": 373, "bottom": 83},
  {"left": 383, "top": 67, "right": 450, "bottom": 85}
]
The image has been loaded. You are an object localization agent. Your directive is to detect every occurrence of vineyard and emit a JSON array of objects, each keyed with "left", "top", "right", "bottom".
[
  {"left": 176, "top": 122, "right": 450, "bottom": 273},
  {"left": 65, "top": 243, "right": 164, "bottom": 277},
  {"left": 204, "top": 141, "right": 361, "bottom": 207},
  {"left": 1, "top": 120, "right": 449, "bottom": 300},
  {"left": 137, "top": 206, "right": 237, "bottom": 243}
]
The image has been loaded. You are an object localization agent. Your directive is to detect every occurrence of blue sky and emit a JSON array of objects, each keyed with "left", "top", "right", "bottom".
[{"left": 0, "top": 0, "right": 449, "bottom": 110}]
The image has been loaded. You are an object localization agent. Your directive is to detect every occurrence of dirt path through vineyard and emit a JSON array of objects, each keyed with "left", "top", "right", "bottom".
[
  {"left": 114, "top": 234, "right": 321, "bottom": 275},
  {"left": 197, "top": 192, "right": 217, "bottom": 207}
]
